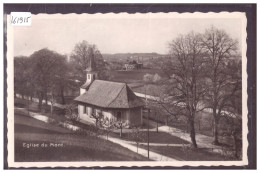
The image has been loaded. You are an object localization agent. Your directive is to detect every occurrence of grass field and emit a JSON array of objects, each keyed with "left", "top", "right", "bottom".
[
  {"left": 14, "top": 98, "right": 237, "bottom": 161},
  {"left": 110, "top": 69, "right": 165, "bottom": 83},
  {"left": 14, "top": 110, "right": 150, "bottom": 161},
  {"left": 139, "top": 145, "right": 234, "bottom": 161},
  {"left": 111, "top": 131, "right": 189, "bottom": 145},
  {"left": 15, "top": 97, "right": 70, "bottom": 122}
]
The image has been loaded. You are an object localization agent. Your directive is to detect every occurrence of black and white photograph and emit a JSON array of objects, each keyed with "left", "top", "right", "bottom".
[{"left": 4, "top": 4, "right": 254, "bottom": 168}]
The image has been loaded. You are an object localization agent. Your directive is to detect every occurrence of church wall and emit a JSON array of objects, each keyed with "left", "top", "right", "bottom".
[
  {"left": 129, "top": 107, "right": 142, "bottom": 126},
  {"left": 78, "top": 104, "right": 94, "bottom": 122},
  {"left": 80, "top": 88, "right": 86, "bottom": 95},
  {"left": 78, "top": 105, "right": 143, "bottom": 127},
  {"left": 88, "top": 106, "right": 93, "bottom": 116},
  {"left": 124, "top": 110, "right": 130, "bottom": 125},
  {"left": 78, "top": 105, "right": 86, "bottom": 121}
]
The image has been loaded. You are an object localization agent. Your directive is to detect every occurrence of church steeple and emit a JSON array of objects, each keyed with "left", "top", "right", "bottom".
[
  {"left": 80, "top": 55, "right": 98, "bottom": 94},
  {"left": 85, "top": 54, "right": 96, "bottom": 72},
  {"left": 85, "top": 55, "right": 98, "bottom": 84}
]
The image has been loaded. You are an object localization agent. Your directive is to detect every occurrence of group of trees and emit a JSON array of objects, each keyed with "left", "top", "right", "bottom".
[
  {"left": 14, "top": 41, "right": 109, "bottom": 111},
  {"left": 14, "top": 49, "right": 70, "bottom": 110},
  {"left": 158, "top": 26, "right": 242, "bottom": 152}
]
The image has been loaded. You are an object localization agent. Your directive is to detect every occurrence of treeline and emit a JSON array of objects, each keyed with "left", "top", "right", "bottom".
[
  {"left": 149, "top": 26, "right": 242, "bottom": 157},
  {"left": 14, "top": 41, "right": 109, "bottom": 110}
]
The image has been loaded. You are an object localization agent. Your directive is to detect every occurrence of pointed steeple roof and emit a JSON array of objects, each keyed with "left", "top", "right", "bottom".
[{"left": 85, "top": 54, "right": 96, "bottom": 72}]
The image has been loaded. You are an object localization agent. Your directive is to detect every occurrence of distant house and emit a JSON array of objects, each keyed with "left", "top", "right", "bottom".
[
  {"left": 135, "top": 62, "right": 143, "bottom": 69},
  {"left": 124, "top": 64, "right": 135, "bottom": 71},
  {"left": 74, "top": 58, "right": 145, "bottom": 127},
  {"left": 124, "top": 60, "right": 143, "bottom": 71}
]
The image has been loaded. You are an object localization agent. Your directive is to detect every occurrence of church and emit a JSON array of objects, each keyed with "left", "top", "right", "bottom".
[{"left": 74, "top": 58, "right": 145, "bottom": 127}]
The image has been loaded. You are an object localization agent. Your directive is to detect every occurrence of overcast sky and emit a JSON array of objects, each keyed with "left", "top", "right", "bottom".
[{"left": 12, "top": 13, "right": 243, "bottom": 57}]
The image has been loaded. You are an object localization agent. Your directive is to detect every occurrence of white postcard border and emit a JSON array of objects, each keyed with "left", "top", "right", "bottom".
[{"left": 7, "top": 11, "right": 248, "bottom": 168}]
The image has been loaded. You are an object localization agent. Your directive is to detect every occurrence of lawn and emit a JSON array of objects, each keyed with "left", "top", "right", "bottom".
[
  {"left": 15, "top": 98, "right": 69, "bottom": 123},
  {"left": 14, "top": 111, "right": 150, "bottom": 161},
  {"left": 110, "top": 130, "right": 189, "bottom": 145},
  {"left": 139, "top": 145, "right": 235, "bottom": 161},
  {"left": 110, "top": 69, "right": 165, "bottom": 83},
  {"left": 14, "top": 98, "right": 235, "bottom": 161}
]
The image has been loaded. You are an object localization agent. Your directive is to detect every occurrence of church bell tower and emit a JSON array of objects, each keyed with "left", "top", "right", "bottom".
[{"left": 80, "top": 55, "right": 98, "bottom": 94}]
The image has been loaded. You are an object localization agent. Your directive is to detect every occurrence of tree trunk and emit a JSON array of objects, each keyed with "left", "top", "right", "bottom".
[
  {"left": 38, "top": 92, "right": 43, "bottom": 111},
  {"left": 156, "top": 121, "right": 159, "bottom": 133},
  {"left": 27, "top": 97, "right": 30, "bottom": 116},
  {"left": 189, "top": 118, "right": 197, "bottom": 148},
  {"left": 213, "top": 113, "right": 220, "bottom": 145},
  {"left": 38, "top": 99, "right": 42, "bottom": 111},
  {"left": 232, "top": 132, "right": 239, "bottom": 158},
  {"left": 156, "top": 112, "right": 159, "bottom": 133},
  {"left": 60, "top": 87, "right": 66, "bottom": 104},
  {"left": 213, "top": 121, "right": 219, "bottom": 145},
  {"left": 212, "top": 120, "right": 214, "bottom": 136},
  {"left": 45, "top": 94, "right": 48, "bottom": 107},
  {"left": 186, "top": 121, "right": 189, "bottom": 133},
  {"left": 212, "top": 72, "right": 220, "bottom": 145},
  {"left": 51, "top": 104, "right": 53, "bottom": 116},
  {"left": 120, "top": 126, "right": 122, "bottom": 138},
  {"left": 137, "top": 143, "right": 139, "bottom": 153}
]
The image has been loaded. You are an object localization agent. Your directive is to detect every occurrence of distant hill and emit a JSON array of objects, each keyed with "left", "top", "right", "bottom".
[{"left": 102, "top": 53, "right": 167, "bottom": 62}]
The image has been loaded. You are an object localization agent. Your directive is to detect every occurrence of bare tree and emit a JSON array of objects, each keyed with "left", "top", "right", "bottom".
[
  {"left": 201, "top": 26, "right": 239, "bottom": 145},
  {"left": 65, "top": 103, "right": 78, "bottom": 121},
  {"left": 130, "top": 126, "right": 145, "bottom": 153},
  {"left": 114, "top": 121, "right": 128, "bottom": 138},
  {"left": 142, "top": 74, "right": 165, "bottom": 132},
  {"left": 102, "top": 117, "right": 116, "bottom": 140},
  {"left": 91, "top": 111, "right": 105, "bottom": 128},
  {"left": 222, "top": 112, "right": 242, "bottom": 159},
  {"left": 217, "top": 59, "right": 242, "bottom": 158},
  {"left": 162, "top": 32, "right": 208, "bottom": 148},
  {"left": 47, "top": 90, "right": 58, "bottom": 116}
]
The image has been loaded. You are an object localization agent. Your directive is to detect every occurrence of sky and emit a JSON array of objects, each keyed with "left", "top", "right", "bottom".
[{"left": 12, "top": 13, "right": 243, "bottom": 57}]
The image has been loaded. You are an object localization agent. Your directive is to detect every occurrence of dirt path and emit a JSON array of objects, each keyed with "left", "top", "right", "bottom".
[
  {"left": 122, "top": 141, "right": 189, "bottom": 147},
  {"left": 158, "top": 126, "right": 222, "bottom": 153},
  {"left": 15, "top": 107, "right": 180, "bottom": 161},
  {"left": 104, "top": 136, "right": 181, "bottom": 161}
]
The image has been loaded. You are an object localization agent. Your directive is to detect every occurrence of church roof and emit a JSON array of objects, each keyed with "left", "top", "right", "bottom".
[
  {"left": 74, "top": 80, "right": 145, "bottom": 109},
  {"left": 80, "top": 81, "right": 92, "bottom": 89}
]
